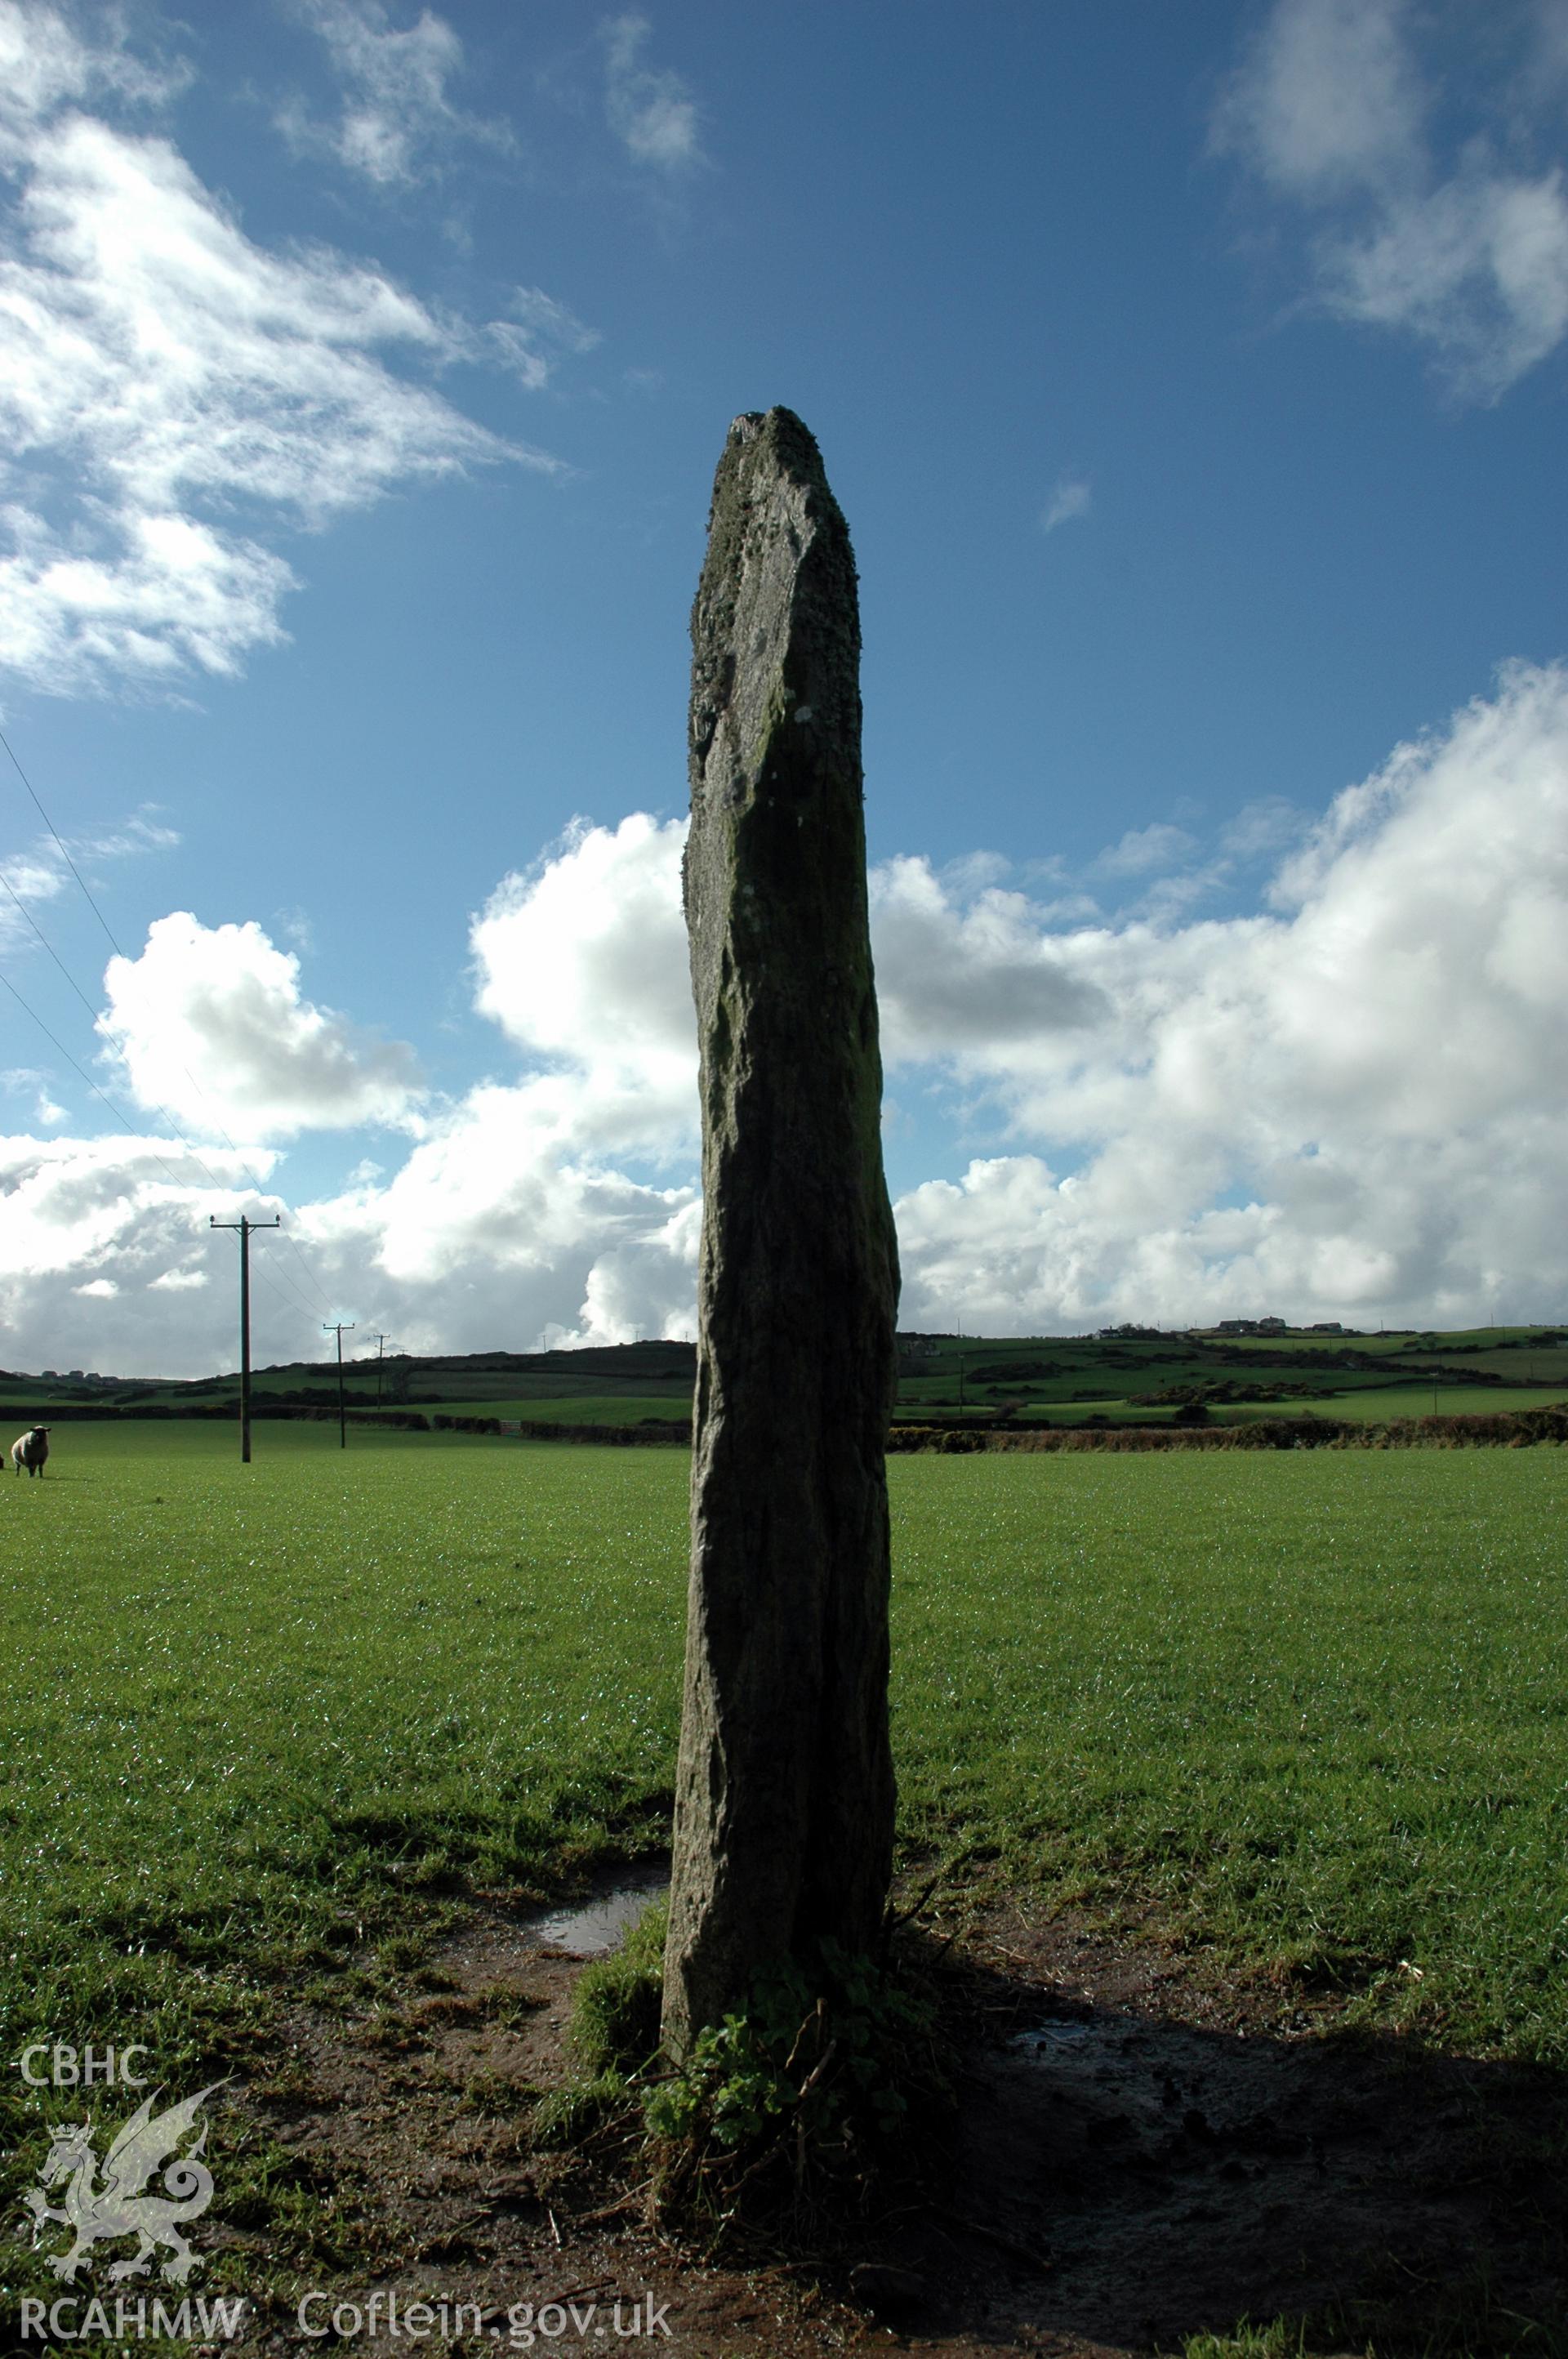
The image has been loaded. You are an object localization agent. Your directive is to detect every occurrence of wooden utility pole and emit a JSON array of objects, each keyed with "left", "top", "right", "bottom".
[
  {"left": 209, "top": 1215, "right": 281, "bottom": 1463},
  {"left": 369, "top": 1332, "right": 394, "bottom": 1407},
  {"left": 324, "top": 1321, "right": 355, "bottom": 1447}
]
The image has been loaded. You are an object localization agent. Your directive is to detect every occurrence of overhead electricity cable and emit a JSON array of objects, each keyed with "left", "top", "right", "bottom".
[
  {"left": 0, "top": 737, "right": 338, "bottom": 1318},
  {"left": 0, "top": 860, "right": 114, "bottom": 1028},
  {"left": 0, "top": 723, "right": 124, "bottom": 956},
  {"left": 0, "top": 859, "right": 249, "bottom": 1202},
  {"left": 0, "top": 962, "right": 198, "bottom": 1181}
]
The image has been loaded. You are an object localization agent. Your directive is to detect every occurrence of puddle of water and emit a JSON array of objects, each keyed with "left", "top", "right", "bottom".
[
  {"left": 1009, "top": 2022, "right": 1094, "bottom": 2054},
  {"left": 526, "top": 1858, "right": 669, "bottom": 1957}
]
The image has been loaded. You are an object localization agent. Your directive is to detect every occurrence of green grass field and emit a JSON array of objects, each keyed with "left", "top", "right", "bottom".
[
  {"left": 890, "top": 1446, "right": 1568, "bottom": 2061},
  {"left": 3, "top": 1424, "right": 1565, "bottom": 2150}
]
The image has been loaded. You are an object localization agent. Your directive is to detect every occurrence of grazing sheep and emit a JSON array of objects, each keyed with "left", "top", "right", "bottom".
[{"left": 11, "top": 1425, "right": 50, "bottom": 1477}]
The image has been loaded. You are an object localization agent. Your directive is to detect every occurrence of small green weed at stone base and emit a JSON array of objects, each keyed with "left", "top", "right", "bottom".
[
  {"left": 641, "top": 1938, "right": 952, "bottom": 2231},
  {"left": 1175, "top": 2284, "right": 1568, "bottom": 2359},
  {"left": 528, "top": 1911, "right": 952, "bottom": 2236},
  {"left": 1178, "top": 2326, "right": 1315, "bottom": 2359}
]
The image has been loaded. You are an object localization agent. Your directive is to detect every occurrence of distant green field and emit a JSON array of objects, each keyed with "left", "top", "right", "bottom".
[
  {"left": 3, "top": 1425, "right": 1565, "bottom": 2116},
  {"left": 10, "top": 1324, "right": 1566, "bottom": 1436},
  {"left": 416, "top": 1394, "right": 688, "bottom": 1425},
  {"left": 906, "top": 1385, "right": 1568, "bottom": 1427},
  {"left": 1267, "top": 1384, "right": 1568, "bottom": 1423}
]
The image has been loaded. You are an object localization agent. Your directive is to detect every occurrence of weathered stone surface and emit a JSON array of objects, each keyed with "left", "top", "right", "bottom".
[{"left": 661, "top": 408, "right": 900, "bottom": 2058}]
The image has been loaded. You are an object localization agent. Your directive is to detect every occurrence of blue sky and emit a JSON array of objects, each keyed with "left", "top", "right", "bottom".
[{"left": 2, "top": 0, "right": 1566, "bottom": 1375}]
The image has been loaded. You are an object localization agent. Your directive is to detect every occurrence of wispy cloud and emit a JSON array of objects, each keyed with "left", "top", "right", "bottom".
[
  {"left": 0, "top": 0, "right": 189, "bottom": 120},
  {"left": 0, "top": 1, "right": 559, "bottom": 695},
  {"left": 0, "top": 805, "right": 179, "bottom": 952},
  {"left": 1040, "top": 475, "right": 1092, "bottom": 533},
  {"left": 1219, "top": 796, "right": 1307, "bottom": 860},
  {"left": 1214, "top": 0, "right": 1568, "bottom": 400},
  {"left": 1212, "top": 0, "right": 1424, "bottom": 201},
  {"left": 485, "top": 286, "right": 600, "bottom": 391},
  {"left": 601, "top": 14, "right": 702, "bottom": 171},
  {"left": 1092, "top": 822, "right": 1196, "bottom": 879},
  {"left": 279, "top": 0, "right": 514, "bottom": 186},
  {"left": 2, "top": 1066, "right": 66, "bottom": 1126}
]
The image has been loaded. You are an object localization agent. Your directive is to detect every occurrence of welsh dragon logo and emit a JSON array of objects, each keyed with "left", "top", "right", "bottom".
[{"left": 20, "top": 2082, "right": 229, "bottom": 2285}]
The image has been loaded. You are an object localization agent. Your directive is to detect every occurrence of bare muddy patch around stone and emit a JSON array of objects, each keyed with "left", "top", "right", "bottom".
[{"left": 212, "top": 1884, "right": 1567, "bottom": 2358}]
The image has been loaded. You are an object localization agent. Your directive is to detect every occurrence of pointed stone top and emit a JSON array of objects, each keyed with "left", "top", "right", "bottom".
[
  {"left": 717, "top": 408, "right": 844, "bottom": 527},
  {"left": 723, "top": 406, "right": 822, "bottom": 466},
  {"left": 689, "top": 408, "right": 859, "bottom": 806}
]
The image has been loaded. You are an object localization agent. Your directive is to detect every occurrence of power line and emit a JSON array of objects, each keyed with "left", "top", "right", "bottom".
[
  {"left": 0, "top": 963, "right": 200, "bottom": 1182},
  {"left": 0, "top": 858, "right": 110, "bottom": 1028},
  {"left": 0, "top": 724, "right": 124, "bottom": 957}
]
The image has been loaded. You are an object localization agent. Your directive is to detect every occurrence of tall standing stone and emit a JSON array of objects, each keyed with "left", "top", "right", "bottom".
[{"left": 661, "top": 409, "right": 900, "bottom": 2059}]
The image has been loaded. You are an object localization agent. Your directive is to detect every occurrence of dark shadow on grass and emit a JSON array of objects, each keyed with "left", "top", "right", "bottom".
[{"left": 870, "top": 1935, "right": 1568, "bottom": 2356}]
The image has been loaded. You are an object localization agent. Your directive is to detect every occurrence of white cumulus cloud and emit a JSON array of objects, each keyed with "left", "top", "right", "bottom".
[
  {"left": 0, "top": 1134, "right": 277, "bottom": 1368},
  {"left": 261, "top": 811, "right": 705, "bottom": 1349},
  {"left": 299, "top": 1082, "right": 699, "bottom": 1339},
  {"left": 880, "top": 661, "right": 1568, "bottom": 1329},
  {"left": 0, "top": 822, "right": 703, "bottom": 1374},
  {"left": 471, "top": 811, "right": 696, "bottom": 1151},
  {"left": 99, "top": 912, "right": 425, "bottom": 1141},
  {"left": 3, "top": 665, "right": 1566, "bottom": 1368}
]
